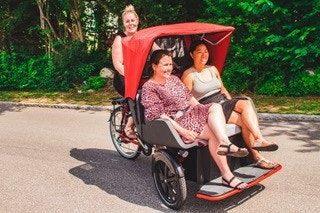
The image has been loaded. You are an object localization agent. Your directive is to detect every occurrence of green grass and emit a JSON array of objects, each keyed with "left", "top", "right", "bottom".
[
  {"left": 0, "top": 89, "right": 319, "bottom": 115},
  {"left": 0, "top": 89, "right": 119, "bottom": 106},
  {"left": 250, "top": 94, "right": 319, "bottom": 115}
]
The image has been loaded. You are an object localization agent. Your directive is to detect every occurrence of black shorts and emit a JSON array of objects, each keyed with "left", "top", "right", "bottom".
[
  {"left": 113, "top": 72, "right": 125, "bottom": 96},
  {"left": 199, "top": 92, "right": 239, "bottom": 122}
]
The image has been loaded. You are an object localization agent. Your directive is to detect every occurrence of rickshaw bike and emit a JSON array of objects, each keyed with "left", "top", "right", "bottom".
[{"left": 109, "top": 22, "right": 281, "bottom": 210}]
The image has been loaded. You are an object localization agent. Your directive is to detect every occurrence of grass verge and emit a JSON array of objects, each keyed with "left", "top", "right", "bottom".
[{"left": 0, "top": 90, "right": 319, "bottom": 115}]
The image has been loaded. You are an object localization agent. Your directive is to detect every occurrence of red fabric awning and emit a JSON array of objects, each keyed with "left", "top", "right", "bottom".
[{"left": 122, "top": 22, "right": 235, "bottom": 99}]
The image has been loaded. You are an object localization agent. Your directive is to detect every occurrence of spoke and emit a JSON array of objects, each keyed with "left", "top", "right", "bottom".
[
  {"left": 158, "top": 164, "right": 165, "bottom": 183},
  {"left": 166, "top": 174, "right": 177, "bottom": 183}
]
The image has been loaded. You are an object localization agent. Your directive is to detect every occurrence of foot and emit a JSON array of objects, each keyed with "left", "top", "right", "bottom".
[
  {"left": 252, "top": 139, "right": 278, "bottom": 151},
  {"left": 255, "top": 158, "right": 278, "bottom": 169},
  {"left": 217, "top": 143, "right": 249, "bottom": 158},
  {"left": 124, "top": 128, "right": 137, "bottom": 139},
  {"left": 222, "top": 176, "right": 248, "bottom": 190}
]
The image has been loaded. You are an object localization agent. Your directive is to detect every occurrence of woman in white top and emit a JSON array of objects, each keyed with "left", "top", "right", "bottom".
[{"left": 182, "top": 40, "right": 279, "bottom": 169}]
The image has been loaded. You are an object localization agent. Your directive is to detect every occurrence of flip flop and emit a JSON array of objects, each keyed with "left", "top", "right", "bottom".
[
  {"left": 217, "top": 143, "right": 249, "bottom": 158},
  {"left": 254, "top": 158, "right": 278, "bottom": 169},
  {"left": 252, "top": 139, "right": 279, "bottom": 151}
]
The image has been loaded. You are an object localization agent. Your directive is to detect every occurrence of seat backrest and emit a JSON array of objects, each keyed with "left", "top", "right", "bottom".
[
  {"left": 133, "top": 90, "right": 200, "bottom": 149},
  {"left": 127, "top": 91, "right": 144, "bottom": 139}
]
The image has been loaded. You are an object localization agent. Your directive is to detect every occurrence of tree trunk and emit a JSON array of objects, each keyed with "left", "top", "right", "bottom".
[{"left": 71, "top": 0, "right": 84, "bottom": 42}]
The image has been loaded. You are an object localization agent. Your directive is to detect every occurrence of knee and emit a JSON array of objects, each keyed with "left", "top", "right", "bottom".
[
  {"left": 209, "top": 103, "right": 223, "bottom": 113},
  {"left": 238, "top": 100, "right": 252, "bottom": 110},
  {"left": 229, "top": 112, "right": 244, "bottom": 126}
]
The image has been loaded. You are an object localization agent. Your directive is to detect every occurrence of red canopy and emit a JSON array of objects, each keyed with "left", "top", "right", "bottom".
[{"left": 122, "top": 22, "right": 235, "bottom": 99}]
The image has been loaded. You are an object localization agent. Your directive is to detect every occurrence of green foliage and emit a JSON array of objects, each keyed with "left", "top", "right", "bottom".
[
  {"left": 81, "top": 76, "right": 107, "bottom": 91},
  {"left": 0, "top": 41, "right": 110, "bottom": 91},
  {"left": 107, "top": 0, "right": 206, "bottom": 28},
  {"left": 0, "top": 0, "right": 319, "bottom": 96},
  {"left": 52, "top": 41, "right": 93, "bottom": 90},
  {"left": 50, "top": 40, "right": 110, "bottom": 91},
  {"left": 285, "top": 69, "right": 320, "bottom": 96},
  {"left": 0, "top": 49, "right": 55, "bottom": 90},
  {"left": 202, "top": 0, "right": 320, "bottom": 96}
]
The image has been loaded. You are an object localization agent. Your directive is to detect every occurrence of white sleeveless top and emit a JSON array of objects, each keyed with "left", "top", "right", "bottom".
[{"left": 191, "top": 66, "right": 221, "bottom": 100}]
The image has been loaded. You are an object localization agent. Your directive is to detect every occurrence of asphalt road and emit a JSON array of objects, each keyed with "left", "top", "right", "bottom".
[{"left": 0, "top": 105, "right": 319, "bottom": 213}]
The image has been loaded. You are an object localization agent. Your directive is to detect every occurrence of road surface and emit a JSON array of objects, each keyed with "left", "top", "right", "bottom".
[{"left": 0, "top": 105, "right": 319, "bottom": 212}]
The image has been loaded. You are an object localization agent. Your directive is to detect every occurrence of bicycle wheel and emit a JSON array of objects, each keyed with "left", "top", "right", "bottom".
[
  {"left": 109, "top": 106, "right": 140, "bottom": 159},
  {"left": 152, "top": 151, "right": 187, "bottom": 210}
]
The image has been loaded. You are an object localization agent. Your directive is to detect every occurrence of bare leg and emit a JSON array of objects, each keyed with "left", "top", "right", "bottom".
[
  {"left": 124, "top": 117, "right": 136, "bottom": 139},
  {"left": 228, "top": 111, "right": 278, "bottom": 168},
  {"left": 232, "top": 100, "right": 278, "bottom": 151},
  {"left": 228, "top": 111, "right": 263, "bottom": 161},
  {"left": 233, "top": 100, "right": 263, "bottom": 140},
  {"left": 198, "top": 124, "right": 248, "bottom": 189},
  {"left": 206, "top": 104, "right": 230, "bottom": 145},
  {"left": 206, "top": 104, "right": 248, "bottom": 155}
]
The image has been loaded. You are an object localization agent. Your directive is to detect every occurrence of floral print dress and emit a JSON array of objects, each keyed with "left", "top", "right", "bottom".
[{"left": 141, "top": 75, "right": 212, "bottom": 142}]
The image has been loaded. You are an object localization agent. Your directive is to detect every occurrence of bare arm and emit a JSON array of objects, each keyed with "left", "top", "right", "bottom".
[
  {"left": 213, "top": 67, "right": 232, "bottom": 99},
  {"left": 160, "top": 113, "right": 198, "bottom": 142},
  {"left": 181, "top": 69, "right": 193, "bottom": 91},
  {"left": 111, "top": 35, "right": 124, "bottom": 76}
]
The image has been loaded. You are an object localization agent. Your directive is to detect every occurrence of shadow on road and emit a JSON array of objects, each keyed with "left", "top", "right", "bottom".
[
  {"left": 0, "top": 105, "right": 25, "bottom": 115},
  {"left": 69, "top": 148, "right": 266, "bottom": 212},
  {"left": 261, "top": 121, "right": 320, "bottom": 153}
]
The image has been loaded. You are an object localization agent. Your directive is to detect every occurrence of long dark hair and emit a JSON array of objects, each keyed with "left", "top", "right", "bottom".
[{"left": 188, "top": 40, "right": 212, "bottom": 65}]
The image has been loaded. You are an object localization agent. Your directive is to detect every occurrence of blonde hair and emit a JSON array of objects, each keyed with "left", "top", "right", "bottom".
[{"left": 122, "top": 4, "right": 139, "bottom": 21}]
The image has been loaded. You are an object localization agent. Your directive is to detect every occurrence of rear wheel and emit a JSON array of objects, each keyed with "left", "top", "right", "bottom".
[
  {"left": 109, "top": 106, "right": 140, "bottom": 159},
  {"left": 152, "top": 151, "right": 187, "bottom": 210}
]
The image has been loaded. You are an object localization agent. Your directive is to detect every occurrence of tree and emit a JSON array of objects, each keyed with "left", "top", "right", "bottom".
[
  {"left": 202, "top": 0, "right": 320, "bottom": 95},
  {"left": 0, "top": 0, "right": 319, "bottom": 94}
]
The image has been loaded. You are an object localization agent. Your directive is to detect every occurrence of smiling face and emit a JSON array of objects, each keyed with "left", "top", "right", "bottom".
[
  {"left": 152, "top": 55, "right": 173, "bottom": 80},
  {"left": 190, "top": 43, "right": 209, "bottom": 68},
  {"left": 122, "top": 12, "right": 139, "bottom": 36}
]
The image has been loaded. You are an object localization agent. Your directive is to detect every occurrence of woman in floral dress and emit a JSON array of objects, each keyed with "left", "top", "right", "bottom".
[{"left": 141, "top": 49, "right": 249, "bottom": 189}]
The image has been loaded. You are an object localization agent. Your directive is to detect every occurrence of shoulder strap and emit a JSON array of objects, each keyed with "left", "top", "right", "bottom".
[
  {"left": 207, "top": 66, "right": 217, "bottom": 78},
  {"left": 117, "top": 31, "right": 127, "bottom": 38},
  {"left": 190, "top": 67, "right": 199, "bottom": 80}
]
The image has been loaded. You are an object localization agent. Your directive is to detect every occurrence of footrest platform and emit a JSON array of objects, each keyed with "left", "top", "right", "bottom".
[{"left": 196, "top": 164, "right": 282, "bottom": 201}]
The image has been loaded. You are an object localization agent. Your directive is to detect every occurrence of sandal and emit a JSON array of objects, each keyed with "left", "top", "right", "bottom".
[
  {"left": 222, "top": 176, "right": 248, "bottom": 190},
  {"left": 124, "top": 128, "right": 137, "bottom": 139},
  {"left": 254, "top": 158, "right": 278, "bottom": 169},
  {"left": 252, "top": 139, "right": 278, "bottom": 152},
  {"left": 217, "top": 143, "right": 249, "bottom": 158}
]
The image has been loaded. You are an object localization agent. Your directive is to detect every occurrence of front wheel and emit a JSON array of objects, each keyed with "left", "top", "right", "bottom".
[
  {"left": 109, "top": 106, "right": 140, "bottom": 159},
  {"left": 152, "top": 151, "right": 187, "bottom": 210}
]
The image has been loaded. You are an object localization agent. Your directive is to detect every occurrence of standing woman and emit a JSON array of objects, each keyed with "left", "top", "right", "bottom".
[
  {"left": 111, "top": 4, "right": 159, "bottom": 139},
  {"left": 111, "top": 5, "right": 139, "bottom": 139},
  {"left": 112, "top": 4, "right": 139, "bottom": 96}
]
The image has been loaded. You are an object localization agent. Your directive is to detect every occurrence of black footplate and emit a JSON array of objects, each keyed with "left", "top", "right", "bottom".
[{"left": 196, "top": 164, "right": 282, "bottom": 201}]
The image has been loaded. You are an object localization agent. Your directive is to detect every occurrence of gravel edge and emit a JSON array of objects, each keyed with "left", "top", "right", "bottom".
[{"left": 1, "top": 101, "right": 319, "bottom": 122}]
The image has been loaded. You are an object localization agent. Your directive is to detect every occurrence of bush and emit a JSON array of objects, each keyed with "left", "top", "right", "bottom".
[
  {"left": 202, "top": 0, "right": 320, "bottom": 96},
  {"left": 285, "top": 69, "right": 320, "bottom": 96},
  {"left": 0, "top": 41, "right": 111, "bottom": 91},
  {"left": 81, "top": 76, "right": 107, "bottom": 91}
]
